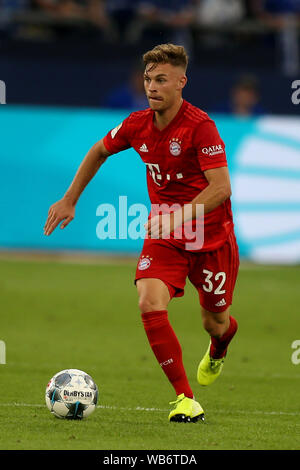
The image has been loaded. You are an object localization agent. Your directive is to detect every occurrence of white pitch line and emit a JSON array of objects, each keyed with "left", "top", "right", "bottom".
[{"left": 0, "top": 402, "right": 300, "bottom": 417}]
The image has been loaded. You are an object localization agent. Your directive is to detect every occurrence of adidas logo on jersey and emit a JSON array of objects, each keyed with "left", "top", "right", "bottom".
[
  {"left": 139, "top": 143, "right": 149, "bottom": 152},
  {"left": 111, "top": 122, "right": 122, "bottom": 139},
  {"left": 215, "top": 298, "right": 226, "bottom": 307}
]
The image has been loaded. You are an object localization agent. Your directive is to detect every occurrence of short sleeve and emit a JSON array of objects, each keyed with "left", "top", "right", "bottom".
[
  {"left": 194, "top": 120, "right": 227, "bottom": 171},
  {"left": 103, "top": 115, "right": 132, "bottom": 155}
]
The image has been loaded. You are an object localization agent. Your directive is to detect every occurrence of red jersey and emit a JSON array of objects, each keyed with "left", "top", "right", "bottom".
[{"left": 103, "top": 99, "right": 233, "bottom": 252}]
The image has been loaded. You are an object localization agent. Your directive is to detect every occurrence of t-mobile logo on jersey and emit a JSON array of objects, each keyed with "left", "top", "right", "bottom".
[
  {"left": 0, "top": 81, "right": 6, "bottom": 104},
  {"left": 291, "top": 80, "right": 300, "bottom": 105}
]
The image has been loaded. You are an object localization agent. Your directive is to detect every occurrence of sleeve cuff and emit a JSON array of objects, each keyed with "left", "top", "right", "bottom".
[{"left": 201, "top": 162, "right": 228, "bottom": 172}]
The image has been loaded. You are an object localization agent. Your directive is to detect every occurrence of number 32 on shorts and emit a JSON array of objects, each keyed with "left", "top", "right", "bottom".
[{"left": 202, "top": 269, "right": 226, "bottom": 295}]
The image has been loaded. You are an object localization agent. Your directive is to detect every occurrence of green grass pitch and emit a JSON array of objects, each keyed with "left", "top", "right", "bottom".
[{"left": 0, "top": 257, "right": 299, "bottom": 450}]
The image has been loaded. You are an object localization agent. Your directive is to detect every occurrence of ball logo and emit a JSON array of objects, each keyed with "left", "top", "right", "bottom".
[
  {"left": 63, "top": 390, "right": 93, "bottom": 398},
  {"left": 138, "top": 256, "right": 151, "bottom": 270},
  {"left": 169, "top": 138, "right": 181, "bottom": 156}
]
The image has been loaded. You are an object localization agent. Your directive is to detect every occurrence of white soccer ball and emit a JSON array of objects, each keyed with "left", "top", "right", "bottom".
[{"left": 45, "top": 369, "right": 98, "bottom": 419}]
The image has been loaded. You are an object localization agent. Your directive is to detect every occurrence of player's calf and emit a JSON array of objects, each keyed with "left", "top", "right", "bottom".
[
  {"left": 197, "top": 315, "right": 238, "bottom": 386},
  {"left": 210, "top": 315, "right": 238, "bottom": 359}
]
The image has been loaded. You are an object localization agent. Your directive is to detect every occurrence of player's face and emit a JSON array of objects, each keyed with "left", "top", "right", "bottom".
[{"left": 144, "top": 63, "right": 187, "bottom": 112}]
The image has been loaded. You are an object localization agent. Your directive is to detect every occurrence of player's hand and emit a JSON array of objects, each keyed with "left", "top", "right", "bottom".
[
  {"left": 44, "top": 197, "right": 75, "bottom": 236},
  {"left": 145, "top": 211, "right": 181, "bottom": 239}
]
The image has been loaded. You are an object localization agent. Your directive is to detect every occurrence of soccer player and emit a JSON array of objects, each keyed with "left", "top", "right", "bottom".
[{"left": 44, "top": 43, "right": 239, "bottom": 423}]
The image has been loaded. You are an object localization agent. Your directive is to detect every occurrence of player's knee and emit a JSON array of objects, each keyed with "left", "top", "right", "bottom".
[
  {"left": 138, "top": 296, "right": 167, "bottom": 314},
  {"left": 136, "top": 278, "right": 170, "bottom": 313}
]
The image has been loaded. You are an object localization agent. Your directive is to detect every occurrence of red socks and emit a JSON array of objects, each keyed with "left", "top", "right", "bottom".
[
  {"left": 141, "top": 311, "right": 238, "bottom": 395},
  {"left": 210, "top": 316, "right": 238, "bottom": 359},
  {"left": 141, "top": 310, "right": 194, "bottom": 399}
]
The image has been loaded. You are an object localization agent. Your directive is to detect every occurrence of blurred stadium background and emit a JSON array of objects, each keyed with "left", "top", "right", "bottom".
[{"left": 0, "top": 0, "right": 300, "bottom": 262}]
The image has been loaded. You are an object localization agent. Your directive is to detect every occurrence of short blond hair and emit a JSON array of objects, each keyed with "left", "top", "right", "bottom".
[{"left": 143, "top": 43, "right": 188, "bottom": 72}]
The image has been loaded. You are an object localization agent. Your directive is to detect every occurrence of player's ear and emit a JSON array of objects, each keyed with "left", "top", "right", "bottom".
[{"left": 178, "top": 74, "right": 187, "bottom": 90}]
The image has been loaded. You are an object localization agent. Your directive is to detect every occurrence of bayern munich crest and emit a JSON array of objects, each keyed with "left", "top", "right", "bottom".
[
  {"left": 138, "top": 255, "right": 152, "bottom": 270},
  {"left": 169, "top": 138, "right": 181, "bottom": 156}
]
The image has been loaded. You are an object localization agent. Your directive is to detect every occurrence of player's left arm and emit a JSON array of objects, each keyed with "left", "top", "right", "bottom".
[
  {"left": 181, "top": 118, "right": 232, "bottom": 222},
  {"left": 185, "top": 165, "right": 232, "bottom": 218},
  {"left": 146, "top": 166, "right": 231, "bottom": 238}
]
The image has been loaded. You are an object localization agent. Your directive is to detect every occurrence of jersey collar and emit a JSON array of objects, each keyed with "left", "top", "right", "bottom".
[{"left": 151, "top": 99, "right": 188, "bottom": 134}]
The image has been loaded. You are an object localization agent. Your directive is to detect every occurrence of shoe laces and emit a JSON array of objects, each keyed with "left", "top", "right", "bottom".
[
  {"left": 210, "top": 357, "right": 224, "bottom": 370},
  {"left": 169, "top": 394, "right": 185, "bottom": 406}
]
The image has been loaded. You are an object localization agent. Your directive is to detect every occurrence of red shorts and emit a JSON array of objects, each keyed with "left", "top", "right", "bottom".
[{"left": 135, "top": 230, "right": 239, "bottom": 313}]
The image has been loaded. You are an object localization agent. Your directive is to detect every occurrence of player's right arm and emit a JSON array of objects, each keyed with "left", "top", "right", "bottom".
[{"left": 44, "top": 138, "right": 111, "bottom": 236}]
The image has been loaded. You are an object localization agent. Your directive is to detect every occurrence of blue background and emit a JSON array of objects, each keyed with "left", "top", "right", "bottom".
[{"left": 1, "top": 105, "right": 300, "bottom": 262}]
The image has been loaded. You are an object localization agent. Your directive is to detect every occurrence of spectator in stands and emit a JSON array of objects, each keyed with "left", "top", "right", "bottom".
[
  {"left": 250, "top": 0, "right": 300, "bottom": 75},
  {"left": 0, "top": 0, "right": 31, "bottom": 38},
  {"left": 214, "top": 75, "right": 266, "bottom": 117},
  {"left": 0, "top": 0, "right": 29, "bottom": 7},
  {"left": 33, "top": 1, "right": 113, "bottom": 39},
  {"left": 104, "top": 0, "right": 141, "bottom": 41},
  {"left": 192, "top": 0, "right": 246, "bottom": 49},
  {"left": 129, "top": 1, "right": 195, "bottom": 54},
  {"left": 34, "top": 0, "right": 90, "bottom": 18},
  {"left": 0, "top": 0, "right": 29, "bottom": 10},
  {"left": 251, "top": 0, "right": 300, "bottom": 22},
  {"left": 195, "top": 0, "right": 245, "bottom": 26},
  {"left": 102, "top": 64, "right": 148, "bottom": 110}
]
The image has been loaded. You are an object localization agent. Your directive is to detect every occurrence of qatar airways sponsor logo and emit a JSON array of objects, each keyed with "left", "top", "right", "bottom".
[
  {"left": 202, "top": 144, "right": 224, "bottom": 156},
  {"left": 95, "top": 196, "right": 204, "bottom": 250}
]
